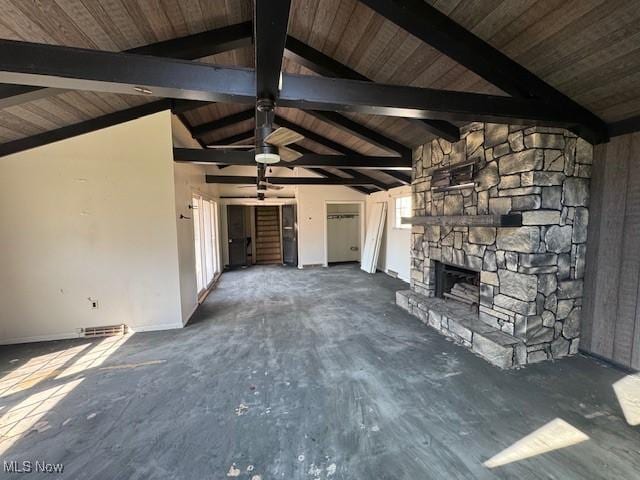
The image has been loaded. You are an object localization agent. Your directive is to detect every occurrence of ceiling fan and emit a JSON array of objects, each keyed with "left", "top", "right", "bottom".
[
  {"left": 206, "top": 125, "right": 304, "bottom": 162},
  {"left": 238, "top": 177, "right": 285, "bottom": 193}
]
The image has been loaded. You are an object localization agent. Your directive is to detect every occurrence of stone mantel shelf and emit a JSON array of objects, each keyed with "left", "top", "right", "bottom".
[{"left": 402, "top": 213, "right": 523, "bottom": 227}]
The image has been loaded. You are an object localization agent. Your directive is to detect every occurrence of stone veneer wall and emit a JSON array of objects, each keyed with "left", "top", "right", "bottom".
[{"left": 410, "top": 123, "right": 593, "bottom": 364}]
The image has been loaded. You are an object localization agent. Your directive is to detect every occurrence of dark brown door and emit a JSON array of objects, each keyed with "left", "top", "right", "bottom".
[
  {"left": 282, "top": 204, "right": 298, "bottom": 266},
  {"left": 227, "top": 205, "right": 248, "bottom": 267}
]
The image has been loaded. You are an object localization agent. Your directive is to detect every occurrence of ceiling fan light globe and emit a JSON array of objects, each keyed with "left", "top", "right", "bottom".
[{"left": 255, "top": 152, "right": 280, "bottom": 164}]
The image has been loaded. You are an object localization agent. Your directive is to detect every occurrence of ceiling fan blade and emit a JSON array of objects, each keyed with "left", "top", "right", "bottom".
[
  {"left": 257, "top": 180, "right": 285, "bottom": 191},
  {"left": 265, "top": 127, "right": 304, "bottom": 146},
  {"left": 278, "top": 145, "right": 302, "bottom": 162},
  {"left": 205, "top": 144, "right": 255, "bottom": 149}
]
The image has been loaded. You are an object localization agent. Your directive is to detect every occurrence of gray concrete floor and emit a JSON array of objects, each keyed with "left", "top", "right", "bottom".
[{"left": 0, "top": 264, "right": 639, "bottom": 479}]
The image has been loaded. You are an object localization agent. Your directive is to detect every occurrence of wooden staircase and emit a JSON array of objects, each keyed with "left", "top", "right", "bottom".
[{"left": 255, "top": 206, "right": 282, "bottom": 264}]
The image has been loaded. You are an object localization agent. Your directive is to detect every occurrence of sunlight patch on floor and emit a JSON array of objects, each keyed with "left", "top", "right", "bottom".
[
  {"left": 613, "top": 373, "right": 640, "bottom": 426},
  {"left": 0, "top": 344, "right": 91, "bottom": 398},
  {"left": 55, "top": 335, "right": 131, "bottom": 379},
  {"left": 483, "top": 418, "right": 589, "bottom": 469},
  {"left": 0, "top": 378, "right": 84, "bottom": 455}
]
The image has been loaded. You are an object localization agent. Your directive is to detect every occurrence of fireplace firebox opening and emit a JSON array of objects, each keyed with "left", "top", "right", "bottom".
[{"left": 434, "top": 261, "right": 480, "bottom": 309}]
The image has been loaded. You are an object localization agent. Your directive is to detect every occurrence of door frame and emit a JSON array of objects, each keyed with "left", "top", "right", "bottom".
[
  {"left": 192, "top": 191, "right": 222, "bottom": 303},
  {"left": 323, "top": 200, "right": 365, "bottom": 268},
  {"left": 221, "top": 198, "right": 296, "bottom": 268}
]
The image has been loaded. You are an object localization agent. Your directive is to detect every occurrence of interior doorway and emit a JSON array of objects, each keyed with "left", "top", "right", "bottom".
[
  {"left": 255, "top": 206, "right": 282, "bottom": 264},
  {"left": 192, "top": 195, "right": 221, "bottom": 296},
  {"left": 325, "top": 202, "right": 363, "bottom": 266}
]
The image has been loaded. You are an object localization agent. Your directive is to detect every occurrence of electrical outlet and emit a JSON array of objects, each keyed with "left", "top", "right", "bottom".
[{"left": 88, "top": 298, "right": 99, "bottom": 309}]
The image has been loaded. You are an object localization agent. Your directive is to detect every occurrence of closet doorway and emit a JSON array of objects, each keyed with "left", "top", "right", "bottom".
[{"left": 325, "top": 202, "right": 364, "bottom": 266}]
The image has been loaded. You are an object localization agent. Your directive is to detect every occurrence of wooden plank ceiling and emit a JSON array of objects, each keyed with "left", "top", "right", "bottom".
[{"left": 0, "top": 0, "right": 639, "bottom": 186}]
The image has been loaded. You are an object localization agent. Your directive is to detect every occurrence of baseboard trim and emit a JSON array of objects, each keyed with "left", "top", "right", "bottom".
[
  {"left": 129, "top": 323, "right": 184, "bottom": 334},
  {"left": 0, "top": 331, "right": 81, "bottom": 346},
  {"left": 578, "top": 349, "right": 638, "bottom": 374}
]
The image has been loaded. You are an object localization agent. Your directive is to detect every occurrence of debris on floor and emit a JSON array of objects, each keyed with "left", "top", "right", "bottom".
[
  {"left": 234, "top": 403, "right": 249, "bottom": 416},
  {"left": 226, "top": 464, "right": 241, "bottom": 477}
]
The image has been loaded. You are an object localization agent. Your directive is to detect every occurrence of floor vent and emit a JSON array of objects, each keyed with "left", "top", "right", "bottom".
[
  {"left": 387, "top": 269, "right": 399, "bottom": 278},
  {"left": 82, "top": 324, "right": 127, "bottom": 338}
]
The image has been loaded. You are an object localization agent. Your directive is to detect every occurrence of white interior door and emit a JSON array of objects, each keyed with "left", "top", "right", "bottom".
[
  {"left": 361, "top": 202, "right": 387, "bottom": 274},
  {"left": 193, "top": 195, "right": 220, "bottom": 296}
]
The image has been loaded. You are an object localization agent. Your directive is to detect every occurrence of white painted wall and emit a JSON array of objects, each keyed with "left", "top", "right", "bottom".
[
  {"left": 0, "top": 111, "right": 184, "bottom": 344},
  {"left": 296, "top": 185, "right": 366, "bottom": 267},
  {"left": 366, "top": 186, "right": 412, "bottom": 282}
]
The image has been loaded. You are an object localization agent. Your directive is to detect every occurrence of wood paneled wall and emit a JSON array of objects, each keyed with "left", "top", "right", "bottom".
[{"left": 582, "top": 132, "right": 640, "bottom": 370}]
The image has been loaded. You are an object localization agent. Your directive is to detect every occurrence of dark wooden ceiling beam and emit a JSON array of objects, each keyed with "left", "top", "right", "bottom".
[
  {"left": 206, "top": 175, "right": 378, "bottom": 186},
  {"left": 304, "top": 167, "right": 375, "bottom": 194},
  {"left": 277, "top": 75, "right": 587, "bottom": 131},
  {"left": 129, "top": 21, "right": 252, "bottom": 59},
  {"left": 0, "top": 84, "right": 66, "bottom": 109},
  {"left": 254, "top": 1, "right": 291, "bottom": 102},
  {"left": 359, "top": 0, "right": 608, "bottom": 144},
  {"left": 278, "top": 116, "right": 404, "bottom": 189},
  {"left": 192, "top": 109, "right": 254, "bottom": 137},
  {"left": 0, "top": 22, "right": 253, "bottom": 109},
  {"left": 305, "top": 110, "right": 411, "bottom": 158},
  {"left": 284, "top": 35, "right": 459, "bottom": 142},
  {"left": 206, "top": 130, "right": 254, "bottom": 146},
  {"left": 608, "top": 115, "right": 640, "bottom": 138},
  {"left": 380, "top": 169, "right": 411, "bottom": 184},
  {"left": 274, "top": 115, "right": 357, "bottom": 155},
  {"left": 291, "top": 143, "right": 389, "bottom": 192},
  {"left": 0, "top": 40, "right": 598, "bottom": 139},
  {"left": 173, "top": 148, "right": 411, "bottom": 169},
  {"left": 0, "top": 100, "right": 172, "bottom": 157}
]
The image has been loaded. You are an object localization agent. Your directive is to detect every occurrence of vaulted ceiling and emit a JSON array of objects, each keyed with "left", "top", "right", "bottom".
[{"left": 0, "top": 0, "right": 638, "bottom": 191}]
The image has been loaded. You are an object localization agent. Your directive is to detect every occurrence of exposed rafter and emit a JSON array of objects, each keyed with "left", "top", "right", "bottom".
[
  {"left": 0, "top": 22, "right": 254, "bottom": 109},
  {"left": 0, "top": 84, "right": 65, "bottom": 109},
  {"left": 305, "top": 110, "right": 411, "bottom": 158},
  {"left": 0, "top": 100, "right": 171, "bottom": 158},
  {"left": 128, "top": 21, "right": 252, "bottom": 60},
  {"left": 206, "top": 130, "right": 254, "bottom": 147},
  {"left": 192, "top": 109, "right": 254, "bottom": 137},
  {"left": 380, "top": 169, "right": 411, "bottom": 185},
  {"left": 274, "top": 115, "right": 358, "bottom": 155},
  {"left": 609, "top": 115, "right": 640, "bottom": 138},
  {"left": 359, "top": 0, "right": 608, "bottom": 143},
  {"left": 173, "top": 148, "right": 411, "bottom": 170},
  {"left": 206, "top": 175, "right": 378, "bottom": 186},
  {"left": 277, "top": 75, "right": 586, "bottom": 131},
  {"left": 291, "top": 143, "right": 386, "bottom": 192},
  {"left": 0, "top": 40, "right": 595, "bottom": 137},
  {"left": 254, "top": 1, "right": 291, "bottom": 102},
  {"left": 304, "top": 167, "right": 375, "bottom": 195},
  {"left": 284, "top": 35, "right": 459, "bottom": 142}
]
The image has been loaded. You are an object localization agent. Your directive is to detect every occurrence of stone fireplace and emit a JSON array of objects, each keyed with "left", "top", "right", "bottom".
[{"left": 396, "top": 122, "right": 592, "bottom": 368}]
